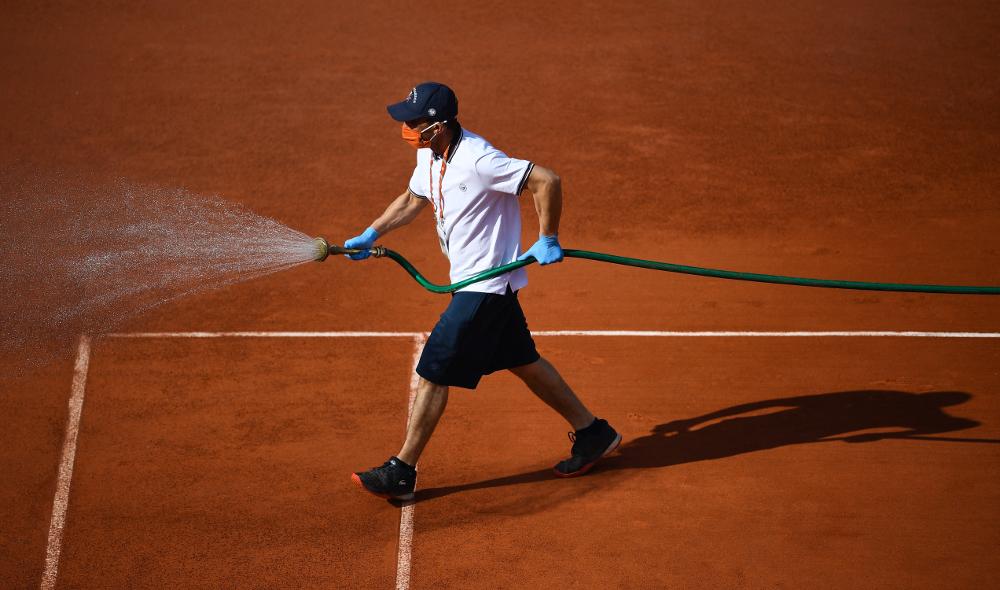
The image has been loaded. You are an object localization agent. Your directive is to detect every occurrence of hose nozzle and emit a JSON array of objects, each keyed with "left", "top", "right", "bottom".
[
  {"left": 312, "top": 237, "right": 330, "bottom": 262},
  {"left": 327, "top": 244, "right": 387, "bottom": 258},
  {"left": 313, "top": 237, "right": 386, "bottom": 261}
]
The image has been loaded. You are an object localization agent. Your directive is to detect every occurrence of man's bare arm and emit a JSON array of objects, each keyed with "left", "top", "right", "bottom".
[
  {"left": 523, "top": 165, "right": 562, "bottom": 237},
  {"left": 370, "top": 189, "right": 429, "bottom": 237}
]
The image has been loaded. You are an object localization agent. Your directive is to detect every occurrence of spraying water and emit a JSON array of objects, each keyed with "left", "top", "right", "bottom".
[{"left": 0, "top": 174, "right": 319, "bottom": 367}]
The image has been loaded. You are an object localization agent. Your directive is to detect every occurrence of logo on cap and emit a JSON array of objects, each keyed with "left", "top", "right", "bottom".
[
  {"left": 409, "top": 87, "right": 418, "bottom": 103},
  {"left": 428, "top": 108, "right": 437, "bottom": 117}
]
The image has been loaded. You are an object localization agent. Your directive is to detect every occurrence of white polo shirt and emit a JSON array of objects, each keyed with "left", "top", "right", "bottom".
[{"left": 407, "top": 127, "right": 534, "bottom": 295}]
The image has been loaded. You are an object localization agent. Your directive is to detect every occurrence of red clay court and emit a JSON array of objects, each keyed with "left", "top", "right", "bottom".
[{"left": 2, "top": 2, "right": 999, "bottom": 588}]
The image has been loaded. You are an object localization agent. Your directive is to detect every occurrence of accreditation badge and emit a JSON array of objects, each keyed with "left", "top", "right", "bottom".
[{"left": 436, "top": 215, "right": 448, "bottom": 256}]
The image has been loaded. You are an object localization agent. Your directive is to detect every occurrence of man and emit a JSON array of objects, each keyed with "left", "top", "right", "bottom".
[{"left": 347, "top": 82, "right": 620, "bottom": 501}]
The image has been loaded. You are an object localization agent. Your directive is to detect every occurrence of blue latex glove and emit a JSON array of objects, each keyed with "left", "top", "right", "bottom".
[
  {"left": 517, "top": 234, "right": 564, "bottom": 265},
  {"left": 343, "top": 227, "right": 379, "bottom": 260}
]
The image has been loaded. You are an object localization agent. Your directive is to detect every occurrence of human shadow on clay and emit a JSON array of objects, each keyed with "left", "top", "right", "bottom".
[{"left": 415, "top": 390, "right": 998, "bottom": 503}]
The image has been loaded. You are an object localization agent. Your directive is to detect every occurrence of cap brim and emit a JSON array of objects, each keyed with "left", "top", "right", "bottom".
[{"left": 386, "top": 101, "right": 424, "bottom": 122}]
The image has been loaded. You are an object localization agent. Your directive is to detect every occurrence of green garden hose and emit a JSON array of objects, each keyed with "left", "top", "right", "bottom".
[{"left": 319, "top": 240, "right": 1000, "bottom": 295}]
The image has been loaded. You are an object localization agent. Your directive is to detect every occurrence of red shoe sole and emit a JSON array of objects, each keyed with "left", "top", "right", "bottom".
[{"left": 553, "top": 433, "right": 622, "bottom": 478}]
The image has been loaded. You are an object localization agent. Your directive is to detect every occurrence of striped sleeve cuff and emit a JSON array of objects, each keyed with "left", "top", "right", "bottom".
[{"left": 515, "top": 162, "right": 534, "bottom": 196}]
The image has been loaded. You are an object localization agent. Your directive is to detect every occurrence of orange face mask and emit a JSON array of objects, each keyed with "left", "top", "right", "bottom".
[{"left": 401, "top": 121, "right": 445, "bottom": 150}]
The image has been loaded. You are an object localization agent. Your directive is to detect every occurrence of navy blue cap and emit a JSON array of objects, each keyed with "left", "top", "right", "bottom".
[{"left": 386, "top": 82, "right": 458, "bottom": 123}]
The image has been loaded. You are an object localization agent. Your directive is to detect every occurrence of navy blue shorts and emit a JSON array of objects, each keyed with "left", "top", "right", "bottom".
[{"left": 416, "top": 287, "right": 540, "bottom": 389}]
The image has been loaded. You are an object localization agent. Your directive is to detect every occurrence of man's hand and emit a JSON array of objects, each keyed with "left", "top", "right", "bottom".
[
  {"left": 343, "top": 227, "right": 379, "bottom": 260},
  {"left": 518, "top": 234, "right": 564, "bottom": 265}
]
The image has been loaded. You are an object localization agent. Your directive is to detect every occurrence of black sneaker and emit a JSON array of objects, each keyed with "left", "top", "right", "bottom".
[
  {"left": 553, "top": 418, "right": 622, "bottom": 478},
  {"left": 352, "top": 456, "right": 416, "bottom": 500}
]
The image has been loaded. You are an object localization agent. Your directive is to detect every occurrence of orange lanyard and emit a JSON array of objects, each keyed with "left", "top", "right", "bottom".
[{"left": 429, "top": 145, "right": 450, "bottom": 222}]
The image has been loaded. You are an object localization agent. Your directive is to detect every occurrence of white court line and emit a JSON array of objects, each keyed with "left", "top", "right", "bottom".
[
  {"left": 40, "top": 335, "right": 92, "bottom": 590},
  {"left": 532, "top": 330, "right": 1000, "bottom": 338},
  {"left": 107, "top": 331, "right": 422, "bottom": 338},
  {"left": 105, "top": 330, "right": 1000, "bottom": 339},
  {"left": 54, "top": 327, "right": 997, "bottom": 589},
  {"left": 396, "top": 333, "right": 426, "bottom": 590}
]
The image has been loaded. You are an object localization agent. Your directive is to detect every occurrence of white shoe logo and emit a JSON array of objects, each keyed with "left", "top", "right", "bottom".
[{"left": 399, "top": 480, "right": 407, "bottom": 485}]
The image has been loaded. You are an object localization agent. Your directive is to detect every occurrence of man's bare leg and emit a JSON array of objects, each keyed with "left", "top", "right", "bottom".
[
  {"left": 397, "top": 376, "right": 449, "bottom": 466},
  {"left": 510, "top": 357, "right": 595, "bottom": 431}
]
